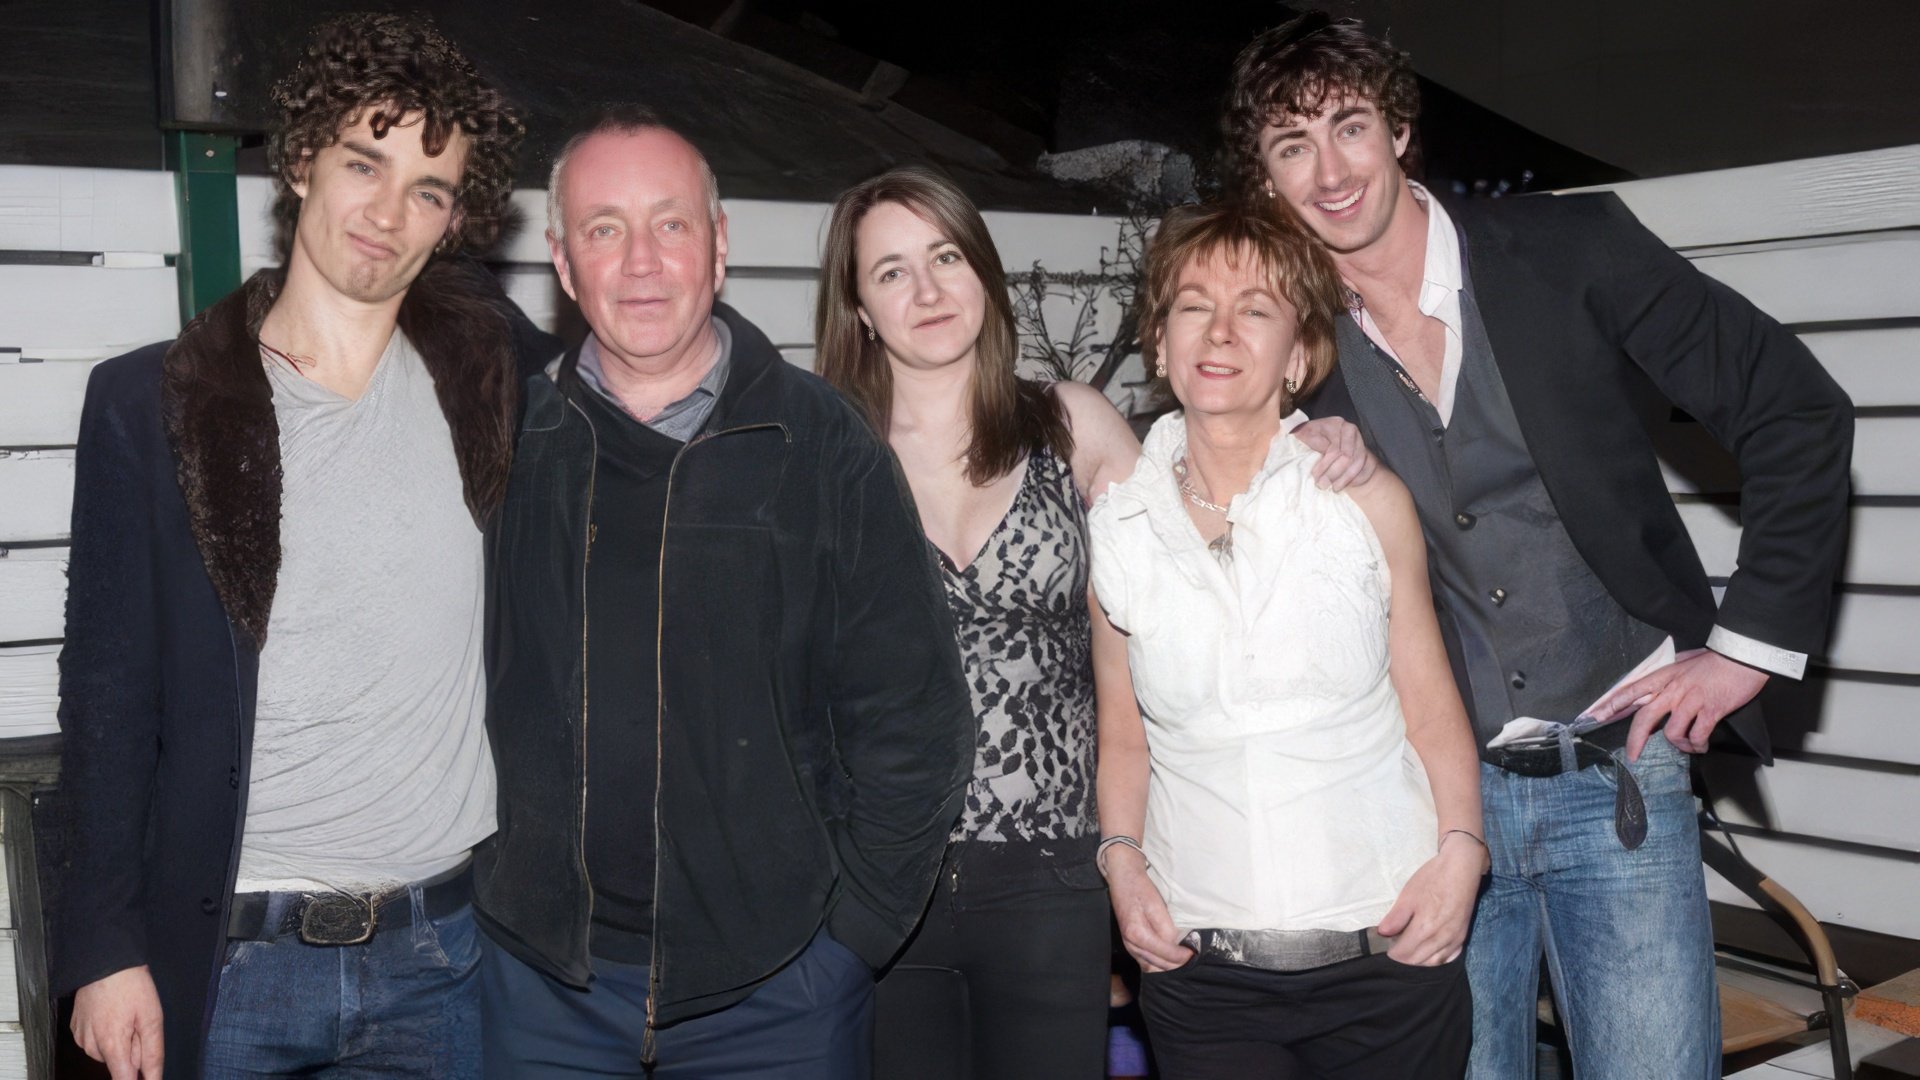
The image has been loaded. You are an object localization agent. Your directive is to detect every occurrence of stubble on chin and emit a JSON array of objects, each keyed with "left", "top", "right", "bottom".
[{"left": 339, "top": 255, "right": 419, "bottom": 304}]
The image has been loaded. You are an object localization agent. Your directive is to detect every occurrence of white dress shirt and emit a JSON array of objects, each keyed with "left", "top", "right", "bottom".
[{"left": 1345, "top": 183, "right": 1805, "bottom": 686}]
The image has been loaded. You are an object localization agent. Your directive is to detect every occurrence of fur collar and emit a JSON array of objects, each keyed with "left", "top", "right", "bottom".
[{"left": 161, "top": 259, "right": 517, "bottom": 647}]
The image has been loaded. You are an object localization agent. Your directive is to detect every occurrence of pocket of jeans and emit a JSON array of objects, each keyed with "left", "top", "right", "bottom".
[
  {"left": 1620, "top": 737, "right": 1692, "bottom": 798},
  {"left": 220, "top": 939, "right": 267, "bottom": 977},
  {"left": 415, "top": 905, "right": 481, "bottom": 972}
]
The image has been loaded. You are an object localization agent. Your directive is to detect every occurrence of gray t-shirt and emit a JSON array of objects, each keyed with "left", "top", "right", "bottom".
[{"left": 235, "top": 330, "right": 497, "bottom": 892}]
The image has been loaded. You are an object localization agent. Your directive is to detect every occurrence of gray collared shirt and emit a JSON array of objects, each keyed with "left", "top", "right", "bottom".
[{"left": 575, "top": 317, "right": 732, "bottom": 441}]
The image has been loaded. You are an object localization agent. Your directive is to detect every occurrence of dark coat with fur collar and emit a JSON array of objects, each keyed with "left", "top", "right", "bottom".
[{"left": 51, "top": 259, "right": 540, "bottom": 1078}]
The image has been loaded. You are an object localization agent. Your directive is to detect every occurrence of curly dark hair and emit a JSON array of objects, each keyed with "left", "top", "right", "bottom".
[
  {"left": 268, "top": 13, "right": 525, "bottom": 258},
  {"left": 1222, "top": 11, "right": 1421, "bottom": 202}
]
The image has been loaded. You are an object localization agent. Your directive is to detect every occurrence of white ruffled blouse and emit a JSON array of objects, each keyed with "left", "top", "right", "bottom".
[{"left": 1089, "top": 410, "right": 1438, "bottom": 933}]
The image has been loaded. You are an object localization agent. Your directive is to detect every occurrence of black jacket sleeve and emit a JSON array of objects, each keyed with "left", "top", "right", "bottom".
[
  {"left": 821, "top": 426, "right": 973, "bottom": 969},
  {"left": 51, "top": 354, "right": 165, "bottom": 995},
  {"left": 1590, "top": 194, "right": 1854, "bottom": 662}
]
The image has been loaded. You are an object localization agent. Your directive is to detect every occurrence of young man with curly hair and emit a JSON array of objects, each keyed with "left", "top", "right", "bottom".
[
  {"left": 1222, "top": 13, "right": 1853, "bottom": 1079},
  {"left": 54, "top": 13, "right": 540, "bottom": 1077}
]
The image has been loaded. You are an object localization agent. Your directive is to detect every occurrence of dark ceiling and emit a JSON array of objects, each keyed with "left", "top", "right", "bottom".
[
  {"left": 5, "top": 1, "right": 1915, "bottom": 211},
  {"left": 675, "top": 0, "right": 1920, "bottom": 180}
]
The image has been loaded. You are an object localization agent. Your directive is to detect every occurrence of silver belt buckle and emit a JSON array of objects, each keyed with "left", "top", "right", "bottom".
[{"left": 298, "top": 893, "right": 378, "bottom": 945}]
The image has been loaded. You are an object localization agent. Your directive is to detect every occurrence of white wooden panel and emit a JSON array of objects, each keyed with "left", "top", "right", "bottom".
[
  {"left": 726, "top": 200, "right": 833, "bottom": 270},
  {"left": 1704, "top": 831, "right": 1920, "bottom": 939},
  {"left": 495, "top": 266, "right": 573, "bottom": 342},
  {"left": 1822, "top": 593, "right": 1920, "bottom": 675},
  {"left": 0, "top": 265, "right": 177, "bottom": 355},
  {"left": 0, "top": 645, "right": 57, "bottom": 738},
  {"left": 1703, "top": 756, "right": 1920, "bottom": 854},
  {"left": 1660, "top": 416, "right": 1919, "bottom": 496},
  {"left": 779, "top": 347, "right": 816, "bottom": 374},
  {"left": 0, "top": 548, "right": 65, "bottom": 643},
  {"left": 236, "top": 175, "right": 277, "bottom": 277},
  {"left": 718, "top": 276, "right": 816, "bottom": 348},
  {"left": 0, "top": 165, "right": 180, "bottom": 254},
  {"left": 495, "top": 190, "right": 1125, "bottom": 273},
  {"left": 1571, "top": 145, "right": 1920, "bottom": 249},
  {"left": 1679, "top": 503, "right": 1920, "bottom": 588},
  {"left": 1802, "top": 327, "right": 1920, "bottom": 408},
  {"left": 1690, "top": 233, "right": 1920, "bottom": 326},
  {"left": 1773, "top": 676, "right": 1920, "bottom": 766},
  {"left": 984, "top": 210, "right": 1130, "bottom": 274},
  {"left": 0, "top": 451, "right": 72, "bottom": 544},
  {"left": 0, "top": 356, "right": 100, "bottom": 448},
  {"left": 0, "top": 932, "right": 15, "bottom": 1023},
  {"left": 0, "top": 833, "right": 10, "bottom": 929},
  {"left": 0, "top": 1022, "right": 21, "bottom": 1080},
  {"left": 492, "top": 192, "right": 836, "bottom": 271}
]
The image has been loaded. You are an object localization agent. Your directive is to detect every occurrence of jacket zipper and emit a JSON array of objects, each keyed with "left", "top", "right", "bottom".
[
  {"left": 644, "top": 421, "right": 784, "bottom": 1063},
  {"left": 568, "top": 394, "right": 601, "bottom": 963}
]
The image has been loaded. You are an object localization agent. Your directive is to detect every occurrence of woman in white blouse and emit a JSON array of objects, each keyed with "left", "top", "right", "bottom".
[{"left": 1090, "top": 202, "right": 1486, "bottom": 1080}]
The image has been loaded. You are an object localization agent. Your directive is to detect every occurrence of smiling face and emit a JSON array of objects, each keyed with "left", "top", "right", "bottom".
[
  {"left": 549, "top": 127, "right": 728, "bottom": 372},
  {"left": 852, "top": 200, "right": 988, "bottom": 377},
  {"left": 1258, "top": 94, "right": 1412, "bottom": 256},
  {"left": 288, "top": 109, "right": 467, "bottom": 304},
  {"left": 1158, "top": 246, "right": 1308, "bottom": 422}
]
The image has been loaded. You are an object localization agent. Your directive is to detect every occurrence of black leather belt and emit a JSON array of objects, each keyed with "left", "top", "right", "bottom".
[
  {"left": 1181, "top": 926, "right": 1395, "bottom": 972},
  {"left": 1485, "top": 735, "right": 1647, "bottom": 850},
  {"left": 227, "top": 862, "right": 472, "bottom": 945}
]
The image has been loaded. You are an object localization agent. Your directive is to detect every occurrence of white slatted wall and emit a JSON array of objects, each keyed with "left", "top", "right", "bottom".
[
  {"left": 1579, "top": 145, "right": 1920, "bottom": 941},
  {"left": 2, "top": 149, "right": 1916, "bottom": 948}
]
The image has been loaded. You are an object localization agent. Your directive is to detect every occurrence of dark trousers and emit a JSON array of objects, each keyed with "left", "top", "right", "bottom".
[
  {"left": 1140, "top": 952, "right": 1472, "bottom": 1080},
  {"left": 480, "top": 927, "right": 874, "bottom": 1078},
  {"left": 873, "top": 841, "right": 1111, "bottom": 1080}
]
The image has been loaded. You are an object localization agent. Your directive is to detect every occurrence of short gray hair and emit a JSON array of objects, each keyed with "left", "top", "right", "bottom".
[{"left": 545, "top": 104, "right": 722, "bottom": 240}]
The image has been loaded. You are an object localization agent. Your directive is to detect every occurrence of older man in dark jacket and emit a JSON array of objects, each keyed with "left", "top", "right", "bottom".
[{"left": 473, "top": 107, "right": 973, "bottom": 1079}]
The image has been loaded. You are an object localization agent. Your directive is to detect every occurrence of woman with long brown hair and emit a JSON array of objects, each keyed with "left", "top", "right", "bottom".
[
  {"left": 816, "top": 166, "right": 1376, "bottom": 1077},
  {"left": 817, "top": 164, "right": 1137, "bottom": 1079}
]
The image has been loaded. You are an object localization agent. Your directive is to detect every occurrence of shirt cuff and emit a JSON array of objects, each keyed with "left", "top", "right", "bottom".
[{"left": 1707, "top": 625, "right": 1807, "bottom": 680}]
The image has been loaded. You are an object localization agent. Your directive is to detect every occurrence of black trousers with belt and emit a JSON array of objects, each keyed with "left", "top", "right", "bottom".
[
  {"left": 1140, "top": 950, "right": 1472, "bottom": 1080},
  {"left": 873, "top": 838, "right": 1112, "bottom": 1080}
]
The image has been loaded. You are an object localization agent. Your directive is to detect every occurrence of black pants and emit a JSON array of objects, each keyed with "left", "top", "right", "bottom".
[
  {"left": 1141, "top": 951, "right": 1472, "bottom": 1080},
  {"left": 873, "top": 840, "right": 1111, "bottom": 1080}
]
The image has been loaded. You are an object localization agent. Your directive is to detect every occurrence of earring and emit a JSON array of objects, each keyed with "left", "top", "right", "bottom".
[
  {"left": 1155, "top": 359, "right": 1167, "bottom": 378},
  {"left": 1284, "top": 376, "right": 1299, "bottom": 394},
  {"left": 1265, "top": 187, "right": 1276, "bottom": 200},
  {"left": 865, "top": 325, "right": 875, "bottom": 342}
]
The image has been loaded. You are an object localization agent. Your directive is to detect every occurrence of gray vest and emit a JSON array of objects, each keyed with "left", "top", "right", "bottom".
[{"left": 1336, "top": 265, "right": 1666, "bottom": 752}]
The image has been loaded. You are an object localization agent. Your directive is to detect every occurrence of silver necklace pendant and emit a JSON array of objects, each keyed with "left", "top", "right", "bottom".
[
  {"left": 1173, "top": 457, "right": 1230, "bottom": 514},
  {"left": 1207, "top": 524, "right": 1234, "bottom": 564}
]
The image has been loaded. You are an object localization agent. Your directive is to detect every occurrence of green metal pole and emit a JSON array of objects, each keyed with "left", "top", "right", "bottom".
[{"left": 168, "top": 131, "right": 243, "bottom": 324}]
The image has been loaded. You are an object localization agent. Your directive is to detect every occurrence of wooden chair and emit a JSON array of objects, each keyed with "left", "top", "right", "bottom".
[{"left": 1703, "top": 811, "right": 1858, "bottom": 1078}]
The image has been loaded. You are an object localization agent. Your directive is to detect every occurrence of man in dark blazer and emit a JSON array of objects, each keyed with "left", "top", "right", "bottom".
[
  {"left": 53, "top": 15, "right": 549, "bottom": 1078},
  {"left": 1223, "top": 13, "right": 1853, "bottom": 1079}
]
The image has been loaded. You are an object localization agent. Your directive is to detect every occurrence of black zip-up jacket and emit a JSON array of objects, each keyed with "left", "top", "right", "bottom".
[{"left": 473, "top": 303, "right": 973, "bottom": 1029}]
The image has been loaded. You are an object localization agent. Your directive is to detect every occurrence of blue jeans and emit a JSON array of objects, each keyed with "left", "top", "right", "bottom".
[
  {"left": 480, "top": 927, "right": 874, "bottom": 1078},
  {"left": 202, "top": 895, "right": 482, "bottom": 1078},
  {"left": 1465, "top": 736, "right": 1719, "bottom": 1080}
]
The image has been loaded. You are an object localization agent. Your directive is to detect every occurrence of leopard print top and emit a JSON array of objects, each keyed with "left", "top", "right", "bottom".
[{"left": 940, "top": 443, "right": 1098, "bottom": 843}]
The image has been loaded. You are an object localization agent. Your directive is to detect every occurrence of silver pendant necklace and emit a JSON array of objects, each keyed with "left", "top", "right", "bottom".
[{"left": 1172, "top": 457, "right": 1234, "bottom": 562}]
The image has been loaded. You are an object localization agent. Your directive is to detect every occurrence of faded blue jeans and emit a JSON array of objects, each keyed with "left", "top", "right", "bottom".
[
  {"left": 202, "top": 894, "right": 481, "bottom": 1078},
  {"left": 1465, "top": 736, "right": 1719, "bottom": 1080}
]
